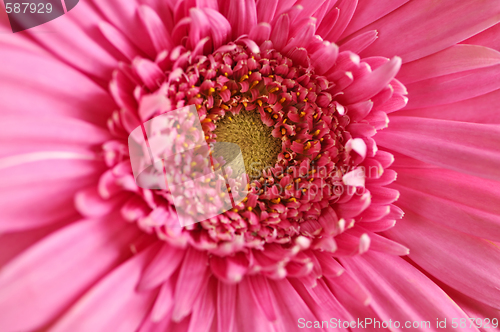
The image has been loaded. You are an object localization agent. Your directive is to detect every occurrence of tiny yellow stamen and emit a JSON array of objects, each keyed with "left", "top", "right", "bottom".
[
  {"left": 221, "top": 104, "right": 229, "bottom": 110},
  {"left": 270, "top": 198, "right": 281, "bottom": 204},
  {"left": 279, "top": 97, "right": 286, "bottom": 104},
  {"left": 269, "top": 87, "right": 280, "bottom": 93},
  {"left": 304, "top": 142, "right": 312, "bottom": 150},
  {"left": 201, "top": 118, "right": 212, "bottom": 123},
  {"left": 257, "top": 100, "right": 263, "bottom": 107},
  {"left": 208, "top": 87, "right": 215, "bottom": 95},
  {"left": 221, "top": 85, "right": 228, "bottom": 92},
  {"left": 240, "top": 74, "right": 249, "bottom": 82}
]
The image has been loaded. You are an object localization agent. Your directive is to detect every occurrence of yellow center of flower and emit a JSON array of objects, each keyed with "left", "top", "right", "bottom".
[{"left": 213, "top": 110, "right": 282, "bottom": 178}]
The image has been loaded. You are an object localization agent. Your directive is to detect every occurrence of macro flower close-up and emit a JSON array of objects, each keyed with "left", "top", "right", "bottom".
[{"left": 1, "top": 0, "right": 500, "bottom": 331}]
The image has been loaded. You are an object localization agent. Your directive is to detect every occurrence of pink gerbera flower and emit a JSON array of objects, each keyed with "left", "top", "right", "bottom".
[{"left": 1, "top": 0, "right": 500, "bottom": 331}]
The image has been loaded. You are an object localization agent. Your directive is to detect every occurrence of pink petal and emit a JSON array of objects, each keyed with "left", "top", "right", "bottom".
[
  {"left": 341, "top": 252, "right": 471, "bottom": 325},
  {"left": 0, "top": 217, "right": 141, "bottom": 331},
  {"left": 203, "top": 8, "right": 232, "bottom": 50},
  {"left": 376, "top": 116, "right": 500, "bottom": 181},
  {"left": 310, "top": 41, "right": 339, "bottom": 75},
  {"left": 393, "top": 167, "right": 500, "bottom": 239},
  {"left": 171, "top": 247, "right": 209, "bottom": 322},
  {"left": 385, "top": 211, "right": 500, "bottom": 309},
  {"left": 24, "top": 0, "right": 119, "bottom": 80},
  {"left": 395, "top": 184, "right": 500, "bottom": 242},
  {"left": 339, "top": 30, "right": 378, "bottom": 54},
  {"left": 271, "top": 14, "right": 290, "bottom": 50},
  {"left": 403, "top": 64, "right": 500, "bottom": 109},
  {"left": 398, "top": 44, "right": 500, "bottom": 84},
  {"left": 316, "top": 7, "right": 340, "bottom": 41},
  {"left": 51, "top": 244, "right": 159, "bottom": 332},
  {"left": 325, "top": 0, "right": 358, "bottom": 42},
  {"left": 99, "top": 21, "right": 144, "bottom": 60},
  {"left": 0, "top": 49, "right": 114, "bottom": 126},
  {"left": 138, "top": 244, "right": 185, "bottom": 290},
  {"left": 227, "top": 0, "right": 257, "bottom": 39},
  {"left": 246, "top": 275, "right": 278, "bottom": 322},
  {"left": 358, "top": 0, "right": 500, "bottom": 62},
  {"left": 340, "top": 0, "right": 410, "bottom": 39},
  {"left": 0, "top": 159, "right": 102, "bottom": 232},
  {"left": 394, "top": 89, "right": 500, "bottom": 124},
  {"left": 139, "top": 5, "right": 173, "bottom": 53},
  {"left": 268, "top": 278, "right": 319, "bottom": 331},
  {"left": 337, "top": 56, "right": 402, "bottom": 105},
  {"left": 256, "top": 0, "right": 278, "bottom": 23},
  {"left": 217, "top": 281, "right": 236, "bottom": 332},
  {"left": 187, "top": 277, "right": 216, "bottom": 332},
  {"left": 236, "top": 277, "right": 276, "bottom": 332},
  {"left": 249, "top": 23, "right": 272, "bottom": 45},
  {"left": 463, "top": 22, "right": 500, "bottom": 52},
  {"left": 91, "top": 0, "right": 155, "bottom": 58}
]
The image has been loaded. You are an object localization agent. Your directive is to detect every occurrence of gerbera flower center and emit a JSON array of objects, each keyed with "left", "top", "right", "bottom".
[{"left": 213, "top": 110, "right": 282, "bottom": 178}]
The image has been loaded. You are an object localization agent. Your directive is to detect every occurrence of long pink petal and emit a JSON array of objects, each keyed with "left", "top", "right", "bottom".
[
  {"left": 227, "top": 0, "right": 257, "bottom": 39},
  {"left": 325, "top": 0, "right": 358, "bottom": 42},
  {"left": 341, "top": 252, "right": 471, "bottom": 327},
  {"left": 463, "top": 22, "right": 500, "bottom": 52},
  {"left": 398, "top": 45, "right": 500, "bottom": 84},
  {"left": 358, "top": 0, "right": 500, "bottom": 62},
  {"left": 51, "top": 244, "right": 159, "bottom": 332},
  {"left": 0, "top": 217, "right": 141, "bottom": 331},
  {"left": 393, "top": 89, "right": 500, "bottom": 123},
  {"left": 0, "top": 159, "right": 103, "bottom": 232},
  {"left": 90, "top": 0, "right": 155, "bottom": 58},
  {"left": 187, "top": 277, "right": 216, "bottom": 332},
  {"left": 171, "top": 247, "right": 209, "bottom": 321},
  {"left": 236, "top": 278, "right": 276, "bottom": 332},
  {"left": 138, "top": 244, "right": 185, "bottom": 290},
  {"left": 256, "top": 0, "right": 278, "bottom": 23},
  {"left": 394, "top": 184, "right": 500, "bottom": 242},
  {"left": 340, "top": 0, "right": 410, "bottom": 39},
  {"left": 385, "top": 211, "right": 500, "bottom": 309},
  {"left": 139, "top": 5, "right": 174, "bottom": 53},
  {"left": 217, "top": 281, "right": 236, "bottom": 332},
  {"left": 403, "top": 64, "right": 500, "bottom": 109},
  {"left": 376, "top": 116, "right": 500, "bottom": 181},
  {"left": 0, "top": 50, "right": 114, "bottom": 126}
]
